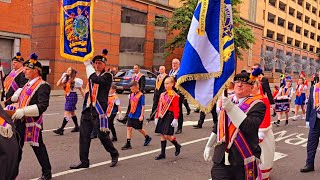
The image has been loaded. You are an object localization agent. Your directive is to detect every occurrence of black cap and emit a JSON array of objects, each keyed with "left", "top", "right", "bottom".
[
  {"left": 12, "top": 52, "right": 24, "bottom": 63},
  {"left": 23, "top": 53, "right": 42, "bottom": 72},
  {"left": 92, "top": 55, "right": 107, "bottom": 63}
]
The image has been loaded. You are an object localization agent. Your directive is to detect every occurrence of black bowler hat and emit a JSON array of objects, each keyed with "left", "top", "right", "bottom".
[
  {"left": 12, "top": 52, "right": 24, "bottom": 63},
  {"left": 92, "top": 49, "right": 108, "bottom": 63},
  {"left": 234, "top": 68, "right": 263, "bottom": 85},
  {"left": 23, "top": 53, "right": 42, "bottom": 72}
]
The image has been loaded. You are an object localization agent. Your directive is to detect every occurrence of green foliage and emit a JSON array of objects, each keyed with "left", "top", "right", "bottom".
[{"left": 154, "top": 0, "right": 255, "bottom": 59}]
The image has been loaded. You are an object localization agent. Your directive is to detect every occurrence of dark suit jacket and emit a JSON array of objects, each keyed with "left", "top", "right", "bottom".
[
  {"left": 154, "top": 75, "right": 168, "bottom": 97},
  {"left": 138, "top": 75, "right": 146, "bottom": 93},
  {"left": 212, "top": 102, "right": 266, "bottom": 166},
  {"left": 27, "top": 82, "right": 51, "bottom": 121},
  {"left": 84, "top": 70, "right": 112, "bottom": 116},
  {"left": 261, "top": 77, "right": 275, "bottom": 104},
  {"left": 5, "top": 72, "right": 28, "bottom": 106},
  {"left": 306, "top": 86, "right": 318, "bottom": 129}
]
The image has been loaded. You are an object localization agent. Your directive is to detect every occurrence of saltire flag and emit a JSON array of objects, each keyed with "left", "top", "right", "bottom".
[
  {"left": 60, "top": 0, "right": 94, "bottom": 62},
  {"left": 176, "top": 0, "right": 236, "bottom": 113}
]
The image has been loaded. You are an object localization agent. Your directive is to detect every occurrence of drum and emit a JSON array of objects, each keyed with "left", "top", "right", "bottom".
[{"left": 275, "top": 99, "right": 290, "bottom": 112}]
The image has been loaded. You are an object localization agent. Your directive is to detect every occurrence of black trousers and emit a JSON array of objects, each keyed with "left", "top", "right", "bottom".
[
  {"left": 178, "top": 93, "right": 184, "bottom": 130},
  {"left": 80, "top": 110, "right": 119, "bottom": 165},
  {"left": 198, "top": 104, "right": 217, "bottom": 125},
  {"left": 306, "top": 118, "right": 320, "bottom": 166},
  {"left": 150, "top": 92, "right": 160, "bottom": 119},
  {"left": 211, "top": 163, "right": 257, "bottom": 180},
  {"left": 15, "top": 120, "right": 52, "bottom": 177},
  {"left": 0, "top": 133, "right": 19, "bottom": 180},
  {"left": 108, "top": 114, "right": 117, "bottom": 138},
  {"left": 183, "top": 98, "right": 191, "bottom": 112}
]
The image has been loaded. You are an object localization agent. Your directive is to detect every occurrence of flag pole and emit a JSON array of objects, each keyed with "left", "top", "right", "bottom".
[{"left": 224, "top": 88, "right": 230, "bottom": 165}]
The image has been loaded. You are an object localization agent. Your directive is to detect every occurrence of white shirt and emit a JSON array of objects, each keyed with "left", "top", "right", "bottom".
[{"left": 27, "top": 77, "right": 41, "bottom": 87}]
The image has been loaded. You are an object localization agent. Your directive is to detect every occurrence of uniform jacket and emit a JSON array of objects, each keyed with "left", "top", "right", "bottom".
[
  {"left": 154, "top": 74, "right": 168, "bottom": 97},
  {"left": 306, "top": 85, "right": 318, "bottom": 129},
  {"left": 260, "top": 77, "right": 275, "bottom": 105},
  {"left": 5, "top": 72, "right": 28, "bottom": 106}
]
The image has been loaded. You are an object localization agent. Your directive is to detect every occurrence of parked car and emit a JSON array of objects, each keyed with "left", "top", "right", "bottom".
[{"left": 113, "top": 69, "right": 157, "bottom": 94}]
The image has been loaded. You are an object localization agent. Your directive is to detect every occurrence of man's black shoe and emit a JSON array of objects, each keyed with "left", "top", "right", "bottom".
[
  {"left": 155, "top": 154, "right": 166, "bottom": 160},
  {"left": 111, "top": 137, "right": 118, "bottom": 142},
  {"left": 194, "top": 108, "right": 200, "bottom": 113},
  {"left": 186, "top": 110, "right": 191, "bottom": 115},
  {"left": 110, "top": 153, "right": 119, "bottom": 167},
  {"left": 193, "top": 124, "right": 202, "bottom": 129},
  {"left": 175, "top": 129, "right": 182, "bottom": 134},
  {"left": 70, "top": 162, "right": 89, "bottom": 169},
  {"left": 117, "top": 118, "right": 127, "bottom": 125},
  {"left": 38, "top": 174, "right": 52, "bottom": 180},
  {"left": 300, "top": 165, "right": 314, "bottom": 173},
  {"left": 146, "top": 117, "right": 154, "bottom": 122}
]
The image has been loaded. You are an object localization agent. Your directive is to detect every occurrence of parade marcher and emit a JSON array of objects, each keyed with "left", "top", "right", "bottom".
[
  {"left": 204, "top": 71, "right": 266, "bottom": 179},
  {"left": 147, "top": 66, "right": 168, "bottom": 122},
  {"left": 293, "top": 77, "right": 308, "bottom": 121},
  {"left": 10, "top": 53, "right": 52, "bottom": 180},
  {"left": 274, "top": 76, "right": 294, "bottom": 126},
  {"left": 169, "top": 58, "right": 185, "bottom": 134},
  {"left": 107, "top": 85, "right": 122, "bottom": 142},
  {"left": 311, "top": 73, "right": 319, "bottom": 86},
  {"left": 271, "top": 85, "right": 280, "bottom": 117},
  {"left": 300, "top": 75, "right": 320, "bottom": 173},
  {"left": 0, "top": 106, "right": 18, "bottom": 180},
  {"left": 154, "top": 77, "right": 181, "bottom": 160},
  {"left": 252, "top": 78, "right": 275, "bottom": 180},
  {"left": 121, "top": 81, "right": 152, "bottom": 150},
  {"left": 3, "top": 52, "right": 28, "bottom": 106},
  {"left": 53, "top": 67, "right": 84, "bottom": 135},
  {"left": 70, "top": 53, "right": 119, "bottom": 169}
]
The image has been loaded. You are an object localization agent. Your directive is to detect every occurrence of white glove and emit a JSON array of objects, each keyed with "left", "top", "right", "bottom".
[
  {"left": 203, "top": 132, "right": 217, "bottom": 161},
  {"left": 118, "top": 112, "right": 123, "bottom": 120},
  {"left": 258, "top": 131, "right": 265, "bottom": 141},
  {"left": 0, "top": 123, "right": 13, "bottom": 138},
  {"left": 222, "top": 96, "right": 234, "bottom": 112},
  {"left": 316, "top": 106, "right": 320, "bottom": 112},
  {"left": 222, "top": 96, "right": 247, "bottom": 128},
  {"left": 11, "top": 88, "right": 23, "bottom": 102},
  {"left": 154, "top": 118, "right": 158, "bottom": 126},
  {"left": 85, "top": 62, "right": 95, "bottom": 79},
  {"left": 305, "top": 99, "right": 308, "bottom": 103},
  {"left": 306, "top": 122, "right": 310, "bottom": 128},
  {"left": 12, "top": 108, "right": 24, "bottom": 120},
  {"left": 84, "top": 59, "right": 91, "bottom": 66},
  {"left": 171, "top": 119, "right": 178, "bottom": 127}
]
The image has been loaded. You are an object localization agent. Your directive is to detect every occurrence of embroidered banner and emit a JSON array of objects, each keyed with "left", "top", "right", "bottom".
[{"left": 60, "top": 0, "right": 94, "bottom": 62}]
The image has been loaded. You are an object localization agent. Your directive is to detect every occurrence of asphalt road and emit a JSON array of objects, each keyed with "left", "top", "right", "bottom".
[{"left": 17, "top": 93, "right": 320, "bottom": 180}]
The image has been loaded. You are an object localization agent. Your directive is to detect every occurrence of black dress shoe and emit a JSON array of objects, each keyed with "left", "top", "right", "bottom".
[
  {"left": 175, "top": 129, "right": 182, "bottom": 134},
  {"left": 111, "top": 137, "right": 118, "bottom": 142},
  {"left": 155, "top": 154, "right": 166, "bottom": 160},
  {"left": 38, "top": 174, "right": 52, "bottom": 180},
  {"left": 53, "top": 128, "right": 64, "bottom": 135},
  {"left": 194, "top": 108, "right": 200, "bottom": 113},
  {"left": 110, "top": 153, "right": 119, "bottom": 167},
  {"left": 175, "top": 144, "right": 182, "bottom": 156},
  {"left": 117, "top": 118, "right": 127, "bottom": 125},
  {"left": 70, "top": 162, "right": 89, "bottom": 169},
  {"left": 71, "top": 126, "right": 79, "bottom": 132},
  {"left": 186, "top": 110, "right": 191, "bottom": 115},
  {"left": 193, "top": 124, "right": 202, "bottom": 129},
  {"left": 146, "top": 118, "right": 154, "bottom": 122},
  {"left": 300, "top": 165, "right": 314, "bottom": 173}
]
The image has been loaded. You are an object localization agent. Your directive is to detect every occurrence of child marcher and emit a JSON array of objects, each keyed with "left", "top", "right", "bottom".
[
  {"left": 271, "top": 85, "right": 280, "bottom": 117},
  {"left": 293, "top": 78, "right": 308, "bottom": 120},
  {"left": 107, "top": 85, "right": 123, "bottom": 141}
]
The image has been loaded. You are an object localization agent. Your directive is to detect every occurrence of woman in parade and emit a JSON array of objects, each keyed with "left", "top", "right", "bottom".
[
  {"left": 53, "top": 67, "right": 84, "bottom": 135},
  {"left": 154, "top": 77, "right": 182, "bottom": 160},
  {"left": 293, "top": 77, "right": 308, "bottom": 120},
  {"left": 274, "top": 76, "right": 294, "bottom": 126}
]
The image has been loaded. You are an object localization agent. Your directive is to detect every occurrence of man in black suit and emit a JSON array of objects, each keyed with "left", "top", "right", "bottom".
[
  {"left": 3, "top": 52, "right": 28, "bottom": 106},
  {"left": 132, "top": 64, "right": 146, "bottom": 93},
  {"left": 300, "top": 80, "right": 320, "bottom": 172},
  {"left": 203, "top": 72, "right": 266, "bottom": 179},
  {"left": 252, "top": 63, "right": 275, "bottom": 105},
  {"left": 70, "top": 54, "right": 119, "bottom": 170},
  {"left": 0, "top": 106, "right": 19, "bottom": 180},
  {"left": 11, "top": 53, "right": 52, "bottom": 180},
  {"left": 147, "top": 66, "right": 168, "bottom": 121}
]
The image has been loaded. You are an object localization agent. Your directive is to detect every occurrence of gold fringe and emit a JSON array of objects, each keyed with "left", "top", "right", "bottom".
[
  {"left": 60, "top": 0, "right": 94, "bottom": 62},
  {"left": 100, "top": 128, "right": 110, "bottom": 133}
]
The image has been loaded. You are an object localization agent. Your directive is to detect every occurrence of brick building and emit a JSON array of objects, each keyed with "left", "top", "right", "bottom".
[
  {"left": 32, "top": 0, "right": 180, "bottom": 89},
  {"left": 0, "top": 0, "right": 32, "bottom": 74}
]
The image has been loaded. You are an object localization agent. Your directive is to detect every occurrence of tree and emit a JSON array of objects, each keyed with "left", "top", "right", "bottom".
[{"left": 154, "top": 0, "right": 255, "bottom": 59}]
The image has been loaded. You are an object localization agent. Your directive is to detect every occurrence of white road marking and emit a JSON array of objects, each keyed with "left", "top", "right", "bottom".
[
  {"left": 43, "top": 113, "right": 60, "bottom": 116},
  {"left": 31, "top": 137, "right": 210, "bottom": 179},
  {"left": 43, "top": 127, "right": 74, "bottom": 132},
  {"left": 274, "top": 152, "right": 287, "bottom": 161}
]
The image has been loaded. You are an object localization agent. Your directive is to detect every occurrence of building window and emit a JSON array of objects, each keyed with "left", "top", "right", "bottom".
[
  {"left": 318, "top": 23, "right": 320, "bottom": 30},
  {"left": 278, "top": 17, "right": 285, "bottom": 27},
  {"left": 304, "top": 29, "right": 309, "bottom": 37},
  {"left": 269, "top": 0, "right": 276, "bottom": 7},
  {"left": 310, "top": 32, "right": 315, "bottom": 40},
  {"left": 317, "top": 48, "right": 320, "bottom": 54},
  {"left": 296, "top": 11, "right": 302, "bottom": 20},
  {"left": 154, "top": 16, "right": 167, "bottom": 27},
  {"left": 266, "top": 46, "right": 274, "bottom": 51},
  {"left": 121, "top": 7, "right": 147, "bottom": 25},
  {"left": 303, "top": 43, "right": 308, "bottom": 50},
  {"left": 317, "top": 35, "right": 320, "bottom": 42},
  {"left": 312, "top": 7, "right": 317, "bottom": 14},
  {"left": 153, "top": 39, "right": 166, "bottom": 53},
  {"left": 268, "top": 13, "right": 276, "bottom": 23},
  {"left": 286, "top": 52, "right": 292, "bottom": 56},
  {"left": 120, "top": 37, "right": 145, "bottom": 53},
  {"left": 279, "top": 1, "right": 286, "bottom": 11},
  {"left": 288, "top": 22, "right": 294, "bottom": 31},
  {"left": 305, "top": 16, "right": 310, "bottom": 24},
  {"left": 310, "top": 45, "right": 314, "bottom": 52},
  {"left": 296, "top": 25, "right": 301, "bottom": 34},
  {"left": 289, "top": 7, "right": 295, "bottom": 16},
  {"left": 298, "top": 0, "right": 303, "bottom": 6},
  {"left": 295, "top": 40, "right": 301, "bottom": 48},
  {"left": 267, "top": 29, "right": 275, "bottom": 39},
  {"left": 311, "top": 19, "right": 316, "bottom": 27},
  {"left": 305, "top": 2, "right": 311, "bottom": 10},
  {"left": 277, "top": 33, "right": 284, "bottom": 42},
  {"left": 287, "top": 37, "right": 293, "bottom": 45}
]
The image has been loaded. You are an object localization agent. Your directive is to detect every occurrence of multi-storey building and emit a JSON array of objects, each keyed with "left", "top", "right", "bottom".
[
  {"left": 239, "top": 0, "right": 320, "bottom": 78},
  {"left": 0, "top": 0, "right": 32, "bottom": 74}
]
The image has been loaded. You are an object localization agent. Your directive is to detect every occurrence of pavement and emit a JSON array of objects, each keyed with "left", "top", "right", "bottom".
[{"left": 17, "top": 92, "right": 320, "bottom": 180}]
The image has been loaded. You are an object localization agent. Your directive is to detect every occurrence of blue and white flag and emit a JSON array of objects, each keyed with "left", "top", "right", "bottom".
[{"left": 176, "top": 0, "right": 236, "bottom": 113}]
